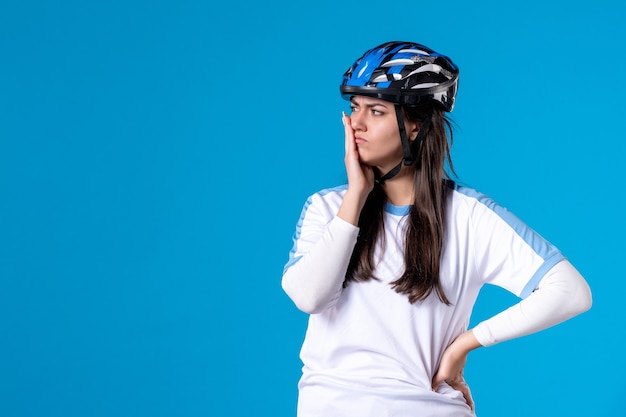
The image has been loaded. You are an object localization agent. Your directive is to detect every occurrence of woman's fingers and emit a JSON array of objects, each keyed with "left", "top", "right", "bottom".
[
  {"left": 449, "top": 377, "right": 474, "bottom": 411},
  {"left": 433, "top": 367, "right": 474, "bottom": 411},
  {"left": 341, "top": 111, "right": 374, "bottom": 196},
  {"left": 342, "top": 112, "right": 360, "bottom": 178},
  {"left": 342, "top": 111, "right": 355, "bottom": 155}
]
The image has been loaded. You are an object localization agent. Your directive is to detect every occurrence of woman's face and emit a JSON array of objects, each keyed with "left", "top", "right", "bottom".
[{"left": 349, "top": 96, "right": 417, "bottom": 171}]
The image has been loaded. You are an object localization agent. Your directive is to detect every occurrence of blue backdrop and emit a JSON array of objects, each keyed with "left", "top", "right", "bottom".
[{"left": 1, "top": 1, "right": 623, "bottom": 416}]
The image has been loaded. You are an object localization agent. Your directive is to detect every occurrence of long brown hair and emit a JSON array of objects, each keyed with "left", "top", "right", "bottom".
[{"left": 344, "top": 105, "right": 456, "bottom": 304}]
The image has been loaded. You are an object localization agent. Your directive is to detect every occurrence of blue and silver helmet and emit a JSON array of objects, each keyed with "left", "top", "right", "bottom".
[{"left": 340, "top": 41, "right": 459, "bottom": 112}]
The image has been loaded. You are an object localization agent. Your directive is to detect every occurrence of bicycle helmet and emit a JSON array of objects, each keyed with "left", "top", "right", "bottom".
[
  {"left": 339, "top": 41, "right": 459, "bottom": 184},
  {"left": 340, "top": 41, "right": 459, "bottom": 111}
]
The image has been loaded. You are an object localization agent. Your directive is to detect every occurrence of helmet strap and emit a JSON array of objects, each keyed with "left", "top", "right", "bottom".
[
  {"left": 375, "top": 105, "right": 433, "bottom": 185},
  {"left": 394, "top": 104, "right": 414, "bottom": 166},
  {"left": 411, "top": 106, "right": 433, "bottom": 165},
  {"left": 375, "top": 161, "right": 403, "bottom": 185}
]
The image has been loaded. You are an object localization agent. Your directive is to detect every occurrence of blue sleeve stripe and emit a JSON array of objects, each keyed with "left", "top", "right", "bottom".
[
  {"left": 283, "top": 255, "right": 302, "bottom": 274},
  {"left": 519, "top": 253, "right": 564, "bottom": 298},
  {"left": 453, "top": 184, "right": 564, "bottom": 297},
  {"left": 283, "top": 185, "right": 347, "bottom": 274},
  {"left": 283, "top": 197, "right": 313, "bottom": 274}
]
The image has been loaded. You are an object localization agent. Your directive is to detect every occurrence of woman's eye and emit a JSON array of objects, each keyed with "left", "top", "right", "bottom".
[
  {"left": 350, "top": 106, "right": 358, "bottom": 113},
  {"left": 372, "top": 109, "right": 383, "bottom": 116}
]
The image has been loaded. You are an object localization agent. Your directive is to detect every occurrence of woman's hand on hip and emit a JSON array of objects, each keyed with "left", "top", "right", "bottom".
[{"left": 432, "top": 330, "right": 482, "bottom": 411}]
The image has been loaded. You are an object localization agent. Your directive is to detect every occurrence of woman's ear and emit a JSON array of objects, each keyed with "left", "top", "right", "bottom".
[{"left": 408, "top": 121, "right": 421, "bottom": 142}]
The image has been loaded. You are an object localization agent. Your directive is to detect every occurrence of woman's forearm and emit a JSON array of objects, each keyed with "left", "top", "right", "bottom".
[
  {"left": 281, "top": 216, "right": 359, "bottom": 314},
  {"left": 472, "top": 260, "right": 592, "bottom": 347}
]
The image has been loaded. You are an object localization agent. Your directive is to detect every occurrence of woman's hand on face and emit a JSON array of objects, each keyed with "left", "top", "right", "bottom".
[
  {"left": 337, "top": 112, "right": 374, "bottom": 226},
  {"left": 342, "top": 112, "right": 374, "bottom": 199}
]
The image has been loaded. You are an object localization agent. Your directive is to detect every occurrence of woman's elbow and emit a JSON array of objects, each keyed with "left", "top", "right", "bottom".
[
  {"left": 578, "top": 280, "right": 593, "bottom": 314},
  {"left": 564, "top": 277, "right": 593, "bottom": 318},
  {"left": 281, "top": 276, "right": 322, "bottom": 314}
]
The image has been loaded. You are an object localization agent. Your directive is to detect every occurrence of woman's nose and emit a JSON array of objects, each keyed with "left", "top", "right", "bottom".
[{"left": 350, "top": 112, "right": 364, "bottom": 130}]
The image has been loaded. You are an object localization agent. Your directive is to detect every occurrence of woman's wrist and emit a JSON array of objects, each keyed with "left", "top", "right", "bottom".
[
  {"left": 337, "top": 189, "right": 368, "bottom": 226},
  {"left": 453, "top": 330, "right": 482, "bottom": 356}
]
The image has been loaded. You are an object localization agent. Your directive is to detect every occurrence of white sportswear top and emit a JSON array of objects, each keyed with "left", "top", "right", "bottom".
[{"left": 282, "top": 182, "right": 591, "bottom": 417}]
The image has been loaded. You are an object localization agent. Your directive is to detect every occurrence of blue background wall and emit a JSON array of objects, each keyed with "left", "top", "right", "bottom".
[{"left": 1, "top": 1, "right": 623, "bottom": 416}]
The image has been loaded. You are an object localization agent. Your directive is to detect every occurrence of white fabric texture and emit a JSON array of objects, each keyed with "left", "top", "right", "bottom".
[
  {"left": 282, "top": 215, "right": 358, "bottom": 314},
  {"left": 472, "top": 260, "right": 591, "bottom": 346},
  {"left": 282, "top": 182, "right": 590, "bottom": 417}
]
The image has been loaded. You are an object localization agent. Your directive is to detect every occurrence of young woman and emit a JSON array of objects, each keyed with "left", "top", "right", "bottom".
[{"left": 281, "top": 41, "right": 592, "bottom": 417}]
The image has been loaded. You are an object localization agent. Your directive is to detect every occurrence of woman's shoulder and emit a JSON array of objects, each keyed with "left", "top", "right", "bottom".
[
  {"left": 297, "top": 184, "right": 348, "bottom": 217},
  {"left": 306, "top": 184, "right": 349, "bottom": 204},
  {"left": 315, "top": 183, "right": 349, "bottom": 197},
  {"left": 448, "top": 180, "right": 499, "bottom": 209},
  {"left": 448, "top": 181, "right": 526, "bottom": 231}
]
